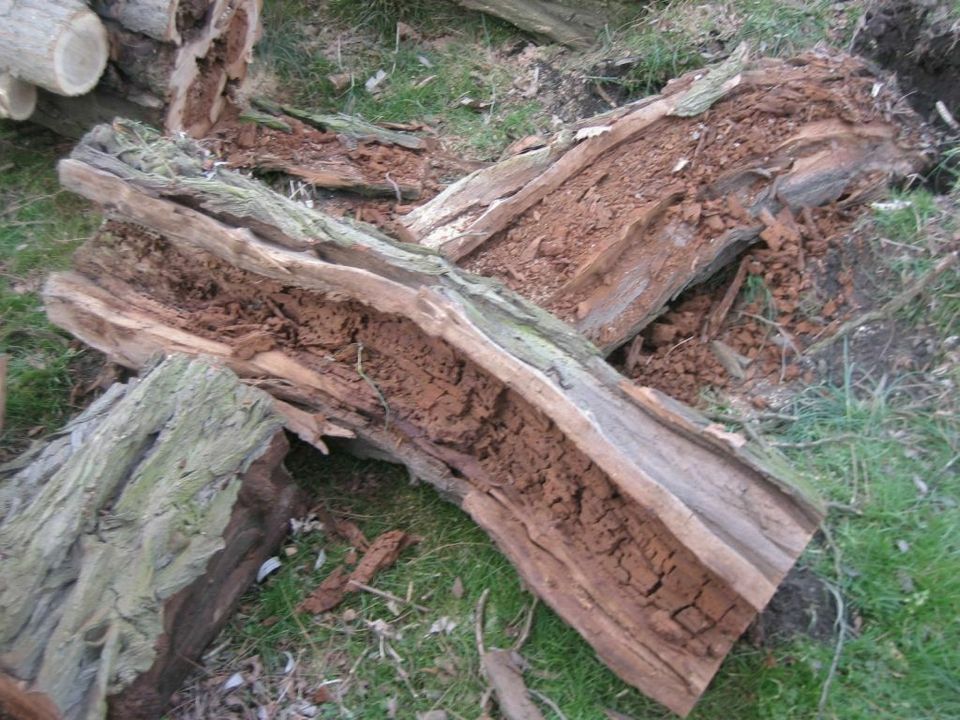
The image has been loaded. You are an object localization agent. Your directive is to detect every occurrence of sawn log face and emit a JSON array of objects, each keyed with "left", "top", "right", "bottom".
[{"left": 44, "top": 122, "right": 825, "bottom": 716}]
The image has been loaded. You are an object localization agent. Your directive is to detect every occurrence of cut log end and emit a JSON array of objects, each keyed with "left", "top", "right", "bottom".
[
  {"left": 54, "top": 9, "right": 110, "bottom": 96},
  {"left": 0, "top": 73, "right": 37, "bottom": 121}
]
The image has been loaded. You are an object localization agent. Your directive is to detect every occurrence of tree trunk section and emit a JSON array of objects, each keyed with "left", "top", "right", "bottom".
[
  {"left": 402, "top": 51, "right": 930, "bottom": 353},
  {"left": 0, "top": 354, "right": 303, "bottom": 720},
  {"left": 0, "top": 73, "right": 37, "bottom": 121},
  {"left": 44, "top": 120, "right": 825, "bottom": 716},
  {"left": 91, "top": 0, "right": 181, "bottom": 44},
  {"left": 454, "top": 0, "right": 619, "bottom": 46},
  {"left": 0, "top": 0, "right": 108, "bottom": 96},
  {"left": 30, "top": 0, "right": 260, "bottom": 138}
]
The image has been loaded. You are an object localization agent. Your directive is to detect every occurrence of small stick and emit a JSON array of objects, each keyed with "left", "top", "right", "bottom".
[
  {"left": 346, "top": 580, "right": 430, "bottom": 612},
  {"left": 770, "top": 433, "right": 860, "bottom": 448},
  {"left": 806, "top": 251, "right": 958, "bottom": 356},
  {"left": 705, "top": 256, "right": 750, "bottom": 339},
  {"left": 530, "top": 689, "right": 569, "bottom": 720},
  {"left": 511, "top": 598, "right": 539, "bottom": 652},
  {"left": 0, "top": 354, "right": 7, "bottom": 435},
  {"left": 475, "top": 588, "right": 490, "bottom": 656},
  {"left": 935, "top": 100, "right": 960, "bottom": 133},
  {"left": 384, "top": 172, "right": 403, "bottom": 204}
]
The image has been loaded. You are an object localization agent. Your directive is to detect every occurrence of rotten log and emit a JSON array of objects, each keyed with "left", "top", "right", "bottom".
[
  {"left": 453, "top": 0, "right": 622, "bottom": 47},
  {"left": 0, "top": 0, "right": 109, "bottom": 98},
  {"left": 44, "top": 120, "right": 825, "bottom": 716},
  {"left": 0, "top": 354, "right": 303, "bottom": 720},
  {"left": 32, "top": 0, "right": 260, "bottom": 138},
  {"left": 0, "top": 73, "right": 37, "bottom": 121},
  {"left": 403, "top": 50, "right": 932, "bottom": 353}
]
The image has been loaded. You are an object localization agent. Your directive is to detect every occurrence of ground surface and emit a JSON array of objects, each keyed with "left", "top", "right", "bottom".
[{"left": 1, "top": 1, "right": 959, "bottom": 719}]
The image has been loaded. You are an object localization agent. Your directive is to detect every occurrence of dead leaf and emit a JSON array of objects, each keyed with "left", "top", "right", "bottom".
[{"left": 451, "top": 576, "right": 464, "bottom": 599}]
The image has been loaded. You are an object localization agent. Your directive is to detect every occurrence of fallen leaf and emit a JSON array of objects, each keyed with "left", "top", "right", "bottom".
[
  {"left": 365, "top": 69, "right": 387, "bottom": 93},
  {"left": 428, "top": 616, "right": 458, "bottom": 636},
  {"left": 222, "top": 673, "right": 245, "bottom": 693},
  {"left": 451, "top": 576, "right": 464, "bottom": 599},
  {"left": 314, "top": 548, "right": 327, "bottom": 571}
]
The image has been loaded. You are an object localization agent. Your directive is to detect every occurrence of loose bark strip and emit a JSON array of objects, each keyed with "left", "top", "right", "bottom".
[
  {"left": 0, "top": 354, "right": 301, "bottom": 720},
  {"left": 453, "top": 0, "right": 618, "bottom": 47},
  {"left": 45, "top": 121, "right": 825, "bottom": 715}
]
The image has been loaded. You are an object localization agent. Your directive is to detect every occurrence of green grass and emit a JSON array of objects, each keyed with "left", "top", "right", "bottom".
[{"left": 0, "top": 125, "right": 100, "bottom": 452}]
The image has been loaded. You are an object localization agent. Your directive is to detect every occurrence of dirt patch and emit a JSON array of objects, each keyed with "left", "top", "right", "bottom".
[
  {"left": 748, "top": 565, "right": 838, "bottom": 646},
  {"left": 80, "top": 221, "right": 761, "bottom": 672},
  {"left": 853, "top": 0, "right": 960, "bottom": 126}
]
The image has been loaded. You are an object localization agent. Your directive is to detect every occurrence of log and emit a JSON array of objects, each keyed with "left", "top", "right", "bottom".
[
  {"left": 453, "top": 0, "right": 619, "bottom": 47},
  {"left": 91, "top": 0, "right": 186, "bottom": 45},
  {"left": 0, "top": 354, "right": 303, "bottom": 720},
  {"left": 0, "top": 73, "right": 37, "bottom": 121},
  {"left": 403, "top": 51, "right": 931, "bottom": 353},
  {"left": 44, "top": 120, "right": 825, "bottom": 716},
  {"left": 0, "top": 0, "right": 109, "bottom": 97},
  {"left": 31, "top": 0, "right": 260, "bottom": 138}
]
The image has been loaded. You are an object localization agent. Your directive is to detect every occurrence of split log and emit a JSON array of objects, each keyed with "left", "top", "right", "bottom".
[
  {"left": 0, "top": 0, "right": 109, "bottom": 97},
  {"left": 453, "top": 0, "right": 621, "bottom": 47},
  {"left": 91, "top": 0, "right": 192, "bottom": 45},
  {"left": 44, "top": 120, "right": 825, "bottom": 716},
  {"left": 0, "top": 354, "right": 303, "bottom": 720},
  {"left": 403, "top": 50, "right": 931, "bottom": 353},
  {"left": 0, "top": 73, "right": 37, "bottom": 121},
  {"left": 32, "top": 0, "right": 260, "bottom": 138}
]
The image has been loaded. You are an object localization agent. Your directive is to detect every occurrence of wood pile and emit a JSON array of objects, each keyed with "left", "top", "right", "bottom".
[
  {"left": 0, "top": 0, "right": 260, "bottom": 137},
  {"left": 2, "top": 48, "right": 936, "bottom": 718}
]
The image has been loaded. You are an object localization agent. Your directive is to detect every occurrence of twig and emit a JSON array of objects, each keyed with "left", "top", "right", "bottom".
[
  {"left": 511, "top": 598, "right": 539, "bottom": 652},
  {"left": 475, "top": 587, "right": 490, "bottom": 656},
  {"left": 384, "top": 172, "right": 403, "bottom": 204},
  {"left": 356, "top": 342, "right": 391, "bottom": 428},
  {"left": 530, "top": 689, "right": 569, "bottom": 720},
  {"left": 704, "top": 256, "right": 750, "bottom": 339},
  {"left": 346, "top": 579, "right": 430, "bottom": 612},
  {"left": 816, "top": 524, "right": 848, "bottom": 720},
  {"left": 806, "top": 252, "right": 958, "bottom": 356},
  {"left": 770, "top": 433, "right": 860, "bottom": 449}
]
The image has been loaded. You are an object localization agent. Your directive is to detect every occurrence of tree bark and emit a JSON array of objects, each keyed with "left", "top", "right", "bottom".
[
  {"left": 0, "top": 73, "right": 37, "bottom": 121},
  {"left": 0, "top": 0, "right": 108, "bottom": 97},
  {"left": 44, "top": 120, "right": 824, "bottom": 716},
  {"left": 454, "top": 0, "right": 621, "bottom": 47},
  {"left": 0, "top": 354, "right": 302, "bottom": 720}
]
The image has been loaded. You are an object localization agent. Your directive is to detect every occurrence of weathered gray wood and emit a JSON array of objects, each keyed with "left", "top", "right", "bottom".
[
  {"left": 91, "top": 0, "right": 186, "bottom": 44},
  {"left": 0, "top": 354, "right": 300, "bottom": 720},
  {"left": 0, "top": 0, "right": 108, "bottom": 96},
  {"left": 45, "top": 121, "right": 825, "bottom": 716},
  {"left": 454, "top": 0, "right": 620, "bottom": 47}
]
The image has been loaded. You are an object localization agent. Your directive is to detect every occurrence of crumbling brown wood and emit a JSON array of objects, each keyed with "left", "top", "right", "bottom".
[
  {"left": 405, "top": 52, "right": 929, "bottom": 354},
  {"left": 0, "top": 354, "right": 303, "bottom": 720},
  {"left": 45, "top": 121, "right": 824, "bottom": 716}
]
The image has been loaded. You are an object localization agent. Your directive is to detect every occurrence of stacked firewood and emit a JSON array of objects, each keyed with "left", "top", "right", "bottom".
[{"left": 0, "top": 0, "right": 260, "bottom": 137}]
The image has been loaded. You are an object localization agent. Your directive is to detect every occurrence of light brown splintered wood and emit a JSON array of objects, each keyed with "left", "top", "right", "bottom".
[
  {"left": 0, "top": 354, "right": 301, "bottom": 720},
  {"left": 46, "top": 121, "right": 824, "bottom": 716}
]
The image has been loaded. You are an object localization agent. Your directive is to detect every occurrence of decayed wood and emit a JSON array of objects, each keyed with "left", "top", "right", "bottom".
[
  {"left": 0, "top": 73, "right": 37, "bottom": 121},
  {"left": 45, "top": 121, "right": 824, "bottom": 715},
  {"left": 0, "top": 0, "right": 109, "bottom": 97},
  {"left": 454, "top": 0, "right": 619, "bottom": 47},
  {"left": 0, "top": 673, "right": 59, "bottom": 720},
  {"left": 404, "top": 45, "right": 750, "bottom": 262},
  {"left": 0, "top": 354, "right": 301, "bottom": 720},
  {"left": 404, "top": 50, "right": 929, "bottom": 353}
]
